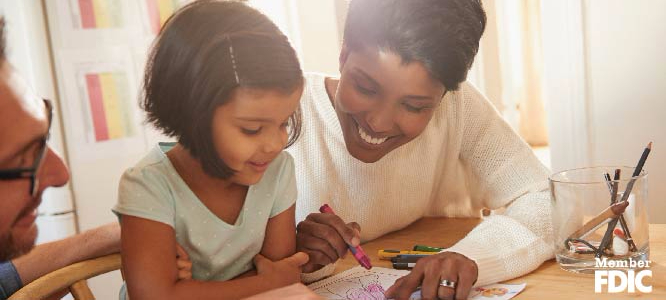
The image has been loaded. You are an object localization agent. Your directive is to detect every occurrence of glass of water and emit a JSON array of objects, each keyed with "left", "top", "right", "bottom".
[{"left": 549, "top": 166, "right": 649, "bottom": 273}]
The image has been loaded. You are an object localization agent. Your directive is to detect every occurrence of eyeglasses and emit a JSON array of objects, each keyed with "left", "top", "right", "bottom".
[{"left": 0, "top": 99, "right": 53, "bottom": 197}]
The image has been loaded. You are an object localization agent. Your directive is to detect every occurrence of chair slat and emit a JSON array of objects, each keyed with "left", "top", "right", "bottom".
[
  {"left": 70, "top": 280, "right": 94, "bottom": 300},
  {"left": 8, "top": 253, "right": 121, "bottom": 299}
]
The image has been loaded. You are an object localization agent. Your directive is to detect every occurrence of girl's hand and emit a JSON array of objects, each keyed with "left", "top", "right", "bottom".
[
  {"left": 254, "top": 252, "right": 309, "bottom": 287},
  {"left": 384, "top": 252, "right": 478, "bottom": 300},
  {"left": 176, "top": 243, "right": 193, "bottom": 280},
  {"left": 296, "top": 212, "right": 361, "bottom": 273}
]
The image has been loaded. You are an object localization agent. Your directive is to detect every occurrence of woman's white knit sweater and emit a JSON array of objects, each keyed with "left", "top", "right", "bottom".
[{"left": 287, "top": 73, "right": 554, "bottom": 286}]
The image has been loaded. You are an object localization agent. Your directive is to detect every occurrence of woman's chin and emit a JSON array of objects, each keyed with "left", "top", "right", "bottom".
[{"left": 344, "top": 138, "right": 387, "bottom": 163}]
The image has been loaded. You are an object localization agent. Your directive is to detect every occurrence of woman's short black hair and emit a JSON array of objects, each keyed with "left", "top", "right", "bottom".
[
  {"left": 343, "top": 0, "right": 486, "bottom": 91},
  {"left": 142, "top": 0, "right": 303, "bottom": 178}
]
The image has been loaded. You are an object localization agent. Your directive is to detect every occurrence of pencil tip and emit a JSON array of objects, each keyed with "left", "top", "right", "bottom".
[{"left": 648, "top": 142, "right": 652, "bottom": 149}]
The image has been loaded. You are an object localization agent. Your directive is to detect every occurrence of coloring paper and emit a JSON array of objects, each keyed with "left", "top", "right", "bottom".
[{"left": 308, "top": 267, "right": 526, "bottom": 300}]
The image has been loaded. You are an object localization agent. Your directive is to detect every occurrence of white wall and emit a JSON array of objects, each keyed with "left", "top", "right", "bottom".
[
  {"left": 584, "top": 0, "right": 666, "bottom": 223},
  {"left": 250, "top": 0, "right": 342, "bottom": 75},
  {"left": 292, "top": 0, "right": 341, "bottom": 75},
  {"left": 543, "top": 0, "right": 666, "bottom": 223}
]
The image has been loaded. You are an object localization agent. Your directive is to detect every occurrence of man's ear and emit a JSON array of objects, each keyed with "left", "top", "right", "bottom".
[{"left": 339, "top": 44, "right": 351, "bottom": 73}]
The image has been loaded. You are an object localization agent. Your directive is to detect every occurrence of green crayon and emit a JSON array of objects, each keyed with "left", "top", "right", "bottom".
[{"left": 412, "top": 245, "right": 443, "bottom": 252}]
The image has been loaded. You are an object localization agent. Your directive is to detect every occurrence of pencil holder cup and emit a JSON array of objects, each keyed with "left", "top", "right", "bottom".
[{"left": 549, "top": 166, "right": 649, "bottom": 274}]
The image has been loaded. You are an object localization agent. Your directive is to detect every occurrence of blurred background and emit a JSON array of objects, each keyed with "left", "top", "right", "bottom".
[{"left": 0, "top": 0, "right": 664, "bottom": 298}]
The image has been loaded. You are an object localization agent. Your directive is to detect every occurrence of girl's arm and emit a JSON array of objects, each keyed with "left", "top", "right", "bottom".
[
  {"left": 260, "top": 204, "right": 297, "bottom": 260},
  {"left": 233, "top": 204, "right": 298, "bottom": 279},
  {"left": 121, "top": 215, "right": 304, "bottom": 300}
]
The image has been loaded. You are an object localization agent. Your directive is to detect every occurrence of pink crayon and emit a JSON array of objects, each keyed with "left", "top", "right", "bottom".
[{"left": 319, "top": 204, "right": 372, "bottom": 270}]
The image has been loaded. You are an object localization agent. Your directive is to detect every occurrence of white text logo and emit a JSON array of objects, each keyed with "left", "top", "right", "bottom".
[{"left": 594, "top": 258, "right": 652, "bottom": 293}]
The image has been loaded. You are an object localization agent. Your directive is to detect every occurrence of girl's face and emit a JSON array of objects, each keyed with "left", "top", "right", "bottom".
[
  {"left": 211, "top": 86, "right": 302, "bottom": 185},
  {"left": 333, "top": 46, "right": 446, "bottom": 163}
]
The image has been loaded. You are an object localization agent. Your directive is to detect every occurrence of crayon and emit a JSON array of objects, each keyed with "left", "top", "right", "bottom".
[
  {"left": 392, "top": 262, "right": 416, "bottom": 270},
  {"left": 320, "top": 204, "right": 372, "bottom": 269},
  {"left": 391, "top": 255, "right": 430, "bottom": 263},
  {"left": 412, "top": 245, "right": 443, "bottom": 252},
  {"left": 378, "top": 250, "right": 437, "bottom": 260}
]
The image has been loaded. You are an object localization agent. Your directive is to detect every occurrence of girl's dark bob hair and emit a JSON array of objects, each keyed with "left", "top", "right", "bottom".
[{"left": 142, "top": 0, "right": 303, "bottom": 178}]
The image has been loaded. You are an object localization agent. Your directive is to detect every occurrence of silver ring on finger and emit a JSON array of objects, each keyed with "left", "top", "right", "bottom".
[{"left": 439, "top": 279, "right": 457, "bottom": 289}]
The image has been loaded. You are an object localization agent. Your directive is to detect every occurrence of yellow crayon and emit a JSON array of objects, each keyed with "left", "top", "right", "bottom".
[{"left": 378, "top": 249, "right": 438, "bottom": 260}]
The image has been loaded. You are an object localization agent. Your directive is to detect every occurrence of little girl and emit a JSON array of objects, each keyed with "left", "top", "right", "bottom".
[{"left": 113, "top": 1, "right": 308, "bottom": 299}]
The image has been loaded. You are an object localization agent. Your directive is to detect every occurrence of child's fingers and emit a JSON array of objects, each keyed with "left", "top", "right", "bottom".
[
  {"left": 176, "top": 243, "right": 189, "bottom": 259},
  {"left": 177, "top": 257, "right": 192, "bottom": 270},
  {"left": 253, "top": 253, "right": 270, "bottom": 269},
  {"left": 177, "top": 269, "right": 192, "bottom": 280},
  {"left": 284, "top": 252, "right": 309, "bottom": 267}
]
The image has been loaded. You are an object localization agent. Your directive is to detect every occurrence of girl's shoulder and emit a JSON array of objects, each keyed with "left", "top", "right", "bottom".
[
  {"left": 114, "top": 144, "right": 180, "bottom": 228},
  {"left": 250, "top": 152, "right": 297, "bottom": 218},
  {"left": 262, "top": 151, "right": 294, "bottom": 181},
  {"left": 252, "top": 151, "right": 295, "bottom": 193},
  {"left": 120, "top": 143, "right": 176, "bottom": 187}
]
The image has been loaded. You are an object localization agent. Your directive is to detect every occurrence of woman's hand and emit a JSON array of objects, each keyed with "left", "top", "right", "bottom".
[
  {"left": 385, "top": 252, "right": 478, "bottom": 300},
  {"left": 296, "top": 212, "right": 361, "bottom": 273},
  {"left": 255, "top": 252, "right": 309, "bottom": 287}
]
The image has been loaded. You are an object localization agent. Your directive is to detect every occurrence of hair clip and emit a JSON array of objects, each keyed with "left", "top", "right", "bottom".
[{"left": 226, "top": 35, "right": 240, "bottom": 84}]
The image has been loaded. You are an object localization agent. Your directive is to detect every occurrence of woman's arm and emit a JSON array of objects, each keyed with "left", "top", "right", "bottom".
[
  {"left": 388, "top": 84, "right": 554, "bottom": 300},
  {"left": 448, "top": 83, "right": 554, "bottom": 285},
  {"left": 121, "top": 215, "right": 306, "bottom": 300}
]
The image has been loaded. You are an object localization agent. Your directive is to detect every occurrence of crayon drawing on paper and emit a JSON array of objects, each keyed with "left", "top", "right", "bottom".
[
  {"left": 308, "top": 267, "right": 412, "bottom": 300},
  {"left": 308, "top": 266, "right": 526, "bottom": 300}
]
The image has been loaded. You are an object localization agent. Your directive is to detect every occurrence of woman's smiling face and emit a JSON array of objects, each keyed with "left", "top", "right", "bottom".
[{"left": 332, "top": 46, "right": 446, "bottom": 163}]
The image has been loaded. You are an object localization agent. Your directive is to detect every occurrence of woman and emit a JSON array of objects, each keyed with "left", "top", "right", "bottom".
[{"left": 288, "top": 0, "right": 553, "bottom": 299}]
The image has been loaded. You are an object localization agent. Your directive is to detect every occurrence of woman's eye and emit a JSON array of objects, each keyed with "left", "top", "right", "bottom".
[
  {"left": 403, "top": 103, "right": 428, "bottom": 113},
  {"left": 355, "top": 84, "right": 376, "bottom": 96},
  {"left": 241, "top": 127, "right": 261, "bottom": 135}
]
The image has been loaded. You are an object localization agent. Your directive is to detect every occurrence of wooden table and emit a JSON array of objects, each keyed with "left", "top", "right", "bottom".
[{"left": 334, "top": 217, "right": 665, "bottom": 298}]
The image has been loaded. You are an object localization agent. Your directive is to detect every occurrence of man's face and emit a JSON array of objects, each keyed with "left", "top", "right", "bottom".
[{"left": 0, "top": 61, "right": 69, "bottom": 260}]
